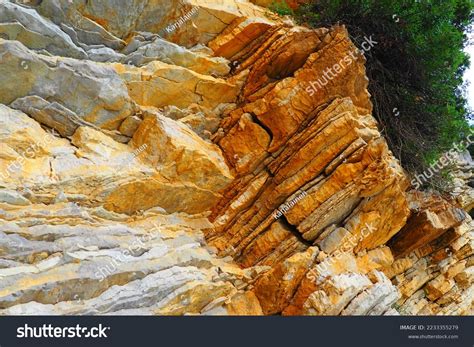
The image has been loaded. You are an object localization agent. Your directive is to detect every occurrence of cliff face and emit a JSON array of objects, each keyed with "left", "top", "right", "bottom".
[{"left": 0, "top": 0, "right": 472, "bottom": 316}]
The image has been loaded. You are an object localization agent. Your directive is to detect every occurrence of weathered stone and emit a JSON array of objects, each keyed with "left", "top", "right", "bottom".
[
  {"left": 0, "top": 1, "right": 471, "bottom": 316},
  {"left": 65, "top": 0, "right": 275, "bottom": 48},
  {"left": 119, "top": 116, "right": 142, "bottom": 137},
  {"left": 0, "top": 1, "right": 87, "bottom": 59},
  {"left": 37, "top": 0, "right": 126, "bottom": 50},
  {"left": 341, "top": 271, "right": 399, "bottom": 315},
  {"left": 223, "top": 291, "right": 264, "bottom": 315},
  {"left": 130, "top": 111, "right": 233, "bottom": 193},
  {"left": 11, "top": 96, "right": 86, "bottom": 137},
  {"left": 388, "top": 191, "right": 467, "bottom": 258},
  {"left": 0, "top": 39, "right": 136, "bottom": 130},
  {"left": 112, "top": 61, "right": 239, "bottom": 110},
  {"left": 0, "top": 212, "right": 244, "bottom": 315},
  {"left": 124, "top": 37, "right": 230, "bottom": 76},
  {"left": 252, "top": 247, "right": 317, "bottom": 314},
  {"left": 451, "top": 151, "right": 474, "bottom": 213},
  {"left": 0, "top": 190, "right": 31, "bottom": 206},
  {"left": 302, "top": 272, "right": 372, "bottom": 315}
]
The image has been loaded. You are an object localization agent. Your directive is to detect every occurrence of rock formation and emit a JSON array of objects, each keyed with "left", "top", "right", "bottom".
[{"left": 0, "top": 0, "right": 472, "bottom": 316}]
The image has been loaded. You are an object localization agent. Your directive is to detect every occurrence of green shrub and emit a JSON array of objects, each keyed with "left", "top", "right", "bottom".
[
  {"left": 296, "top": 0, "right": 473, "bottom": 190},
  {"left": 270, "top": 1, "right": 294, "bottom": 16}
]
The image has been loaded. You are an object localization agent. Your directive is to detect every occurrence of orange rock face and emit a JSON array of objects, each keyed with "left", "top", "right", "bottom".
[
  {"left": 388, "top": 191, "right": 467, "bottom": 258},
  {"left": 208, "top": 25, "right": 406, "bottom": 265},
  {"left": 0, "top": 0, "right": 472, "bottom": 316},
  {"left": 204, "top": 23, "right": 472, "bottom": 315}
]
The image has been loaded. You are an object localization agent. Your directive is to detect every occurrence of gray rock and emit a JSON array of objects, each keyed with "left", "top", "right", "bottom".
[
  {"left": 0, "top": 190, "right": 30, "bottom": 206},
  {"left": 10, "top": 96, "right": 131, "bottom": 143},
  {"left": 11, "top": 96, "right": 83, "bottom": 137},
  {"left": 86, "top": 46, "right": 125, "bottom": 63},
  {"left": 119, "top": 116, "right": 142, "bottom": 137},
  {"left": 0, "top": 39, "right": 136, "bottom": 130},
  {"left": 0, "top": 1, "right": 87, "bottom": 59},
  {"left": 123, "top": 37, "right": 230, "bottom": 76},
  {"left": 341, "top": 272, "right": 399, "bottom": 315},
  {"left": 37, "top": 0, "right": 125, "bottom": 50}
]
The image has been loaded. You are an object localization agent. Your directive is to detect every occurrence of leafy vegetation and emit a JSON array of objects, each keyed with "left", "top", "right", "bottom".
[
  {"left": 270, "top": 0, "right": 294, "bottom": 16},
  {"left": 296, "top": 0, "right": 473, "bottom": 190}
]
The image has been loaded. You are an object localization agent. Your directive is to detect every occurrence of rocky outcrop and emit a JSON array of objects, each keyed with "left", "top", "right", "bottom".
[
  {"left": 207, "top": 24, "right": 408, "bottom": 280},
  {"left": 451, "top": 151, "right": 474, "bottom": 214},
  {"left": 0, "top": 39, "right": 136, "bottom": 130},
  {"left": 0, "top": 1, "right": 87, "bottom": 59},
  {"left": 388, "top": 191, "right": 467, "bottom": 258},
  {"left": 386, "top": 211, "right": 473, "bottom": 315},
  {"left": 0, "top": 0, "right": 472, "bottom": 316}
]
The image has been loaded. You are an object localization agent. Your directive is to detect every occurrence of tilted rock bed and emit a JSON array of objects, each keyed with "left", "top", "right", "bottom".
[{"left": 0, "top": 0, "right": 472, "bottom": 315}]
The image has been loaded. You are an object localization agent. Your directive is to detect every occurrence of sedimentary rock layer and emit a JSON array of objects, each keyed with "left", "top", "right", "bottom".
[{"left": 0, "top": 0, "right": 472, "bottom": 316}]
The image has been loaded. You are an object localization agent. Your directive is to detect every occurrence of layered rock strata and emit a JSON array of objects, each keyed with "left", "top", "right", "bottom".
[{"left": 0, "top": 0, "right": 472, "bottom": 315}]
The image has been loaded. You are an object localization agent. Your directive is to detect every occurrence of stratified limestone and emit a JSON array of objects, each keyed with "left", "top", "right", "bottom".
[
  {"left": 0, "top": 209, "right": 249, "bottom": 315},
  {"left": 112, "top": 61, "right": 240, "bottom": 110},
  {"left": 384, "top": 198, "right": 473, "bottom": 315},
  {"left": 31, "top": 0, "right": 275, "bottom": 48},
  {"left": 0, "top": 0, "right": 472, "bottom": 316},
  {"left": 388, "top": 191, "right": 467, "bottom": 258},
  {"left": 300, "top": 271, "right": 399, "bottom": 316},
  {"left": 0, "top": 0, "right": 87, "bottom": 59},
  {"left": 123, "top": 36, "right": 230, "bottom": 76},
  {"left": 451, "top": 151, "right": 474, "bottom": 214},
  {"left": 282, "top": 247, "right": 394, "bottom": 315},
  {"left": 0, "top": 104, "right": 232, "bottom": 216},
  {"left": 130, "top": 111, "right": 233, "bottom": 192},
  {"left": 207, "top": 26, "right": 408, "bottom": 269},
  {"left": 0, "top": 39, "right": 136, "bottom": 130},
  {"left": 252, "top": 247, "right": 317, "bottom": 314}
]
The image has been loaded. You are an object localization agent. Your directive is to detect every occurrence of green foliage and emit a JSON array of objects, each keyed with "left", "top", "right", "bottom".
[
  {"left": 296, "top": 0, "right": 473, "bottom": 190},
  {"left": 270, "top": 1, "right": 294, "bottom": 16}
]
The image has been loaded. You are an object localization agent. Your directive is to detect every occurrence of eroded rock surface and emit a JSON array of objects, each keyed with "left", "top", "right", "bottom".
[{"left": 0, "top": 0, "right": 472, "bottom": 316}]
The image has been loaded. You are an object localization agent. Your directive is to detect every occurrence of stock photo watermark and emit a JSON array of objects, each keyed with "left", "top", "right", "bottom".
[
  {"left": 164, "top": 6, "right": 199, "bottom": 35},
  {"left": 411, "top": 128, "right": 474, "bottom": 189},
  {"left": 0, "top": 129, "right": 59, "bottom": 181},
  {"left": 305, "top": 35, "right": 378, "bottom": 97},
  {"left": 117, "top": 143, "right": 148, "bottom": 172},
  {"left": 272, "top": 191, "right": 308, "bottom": 220},
  {"left": 94, "top": 221, "right": 163, "bottom": 281},
  {"left": 306, "top": 222, "right": 378, "bottom": 282}
]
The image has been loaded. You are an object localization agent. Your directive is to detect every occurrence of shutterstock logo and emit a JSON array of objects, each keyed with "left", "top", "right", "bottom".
[{"left": 16, "top": 324, "right": 110, "bottom": 339}]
